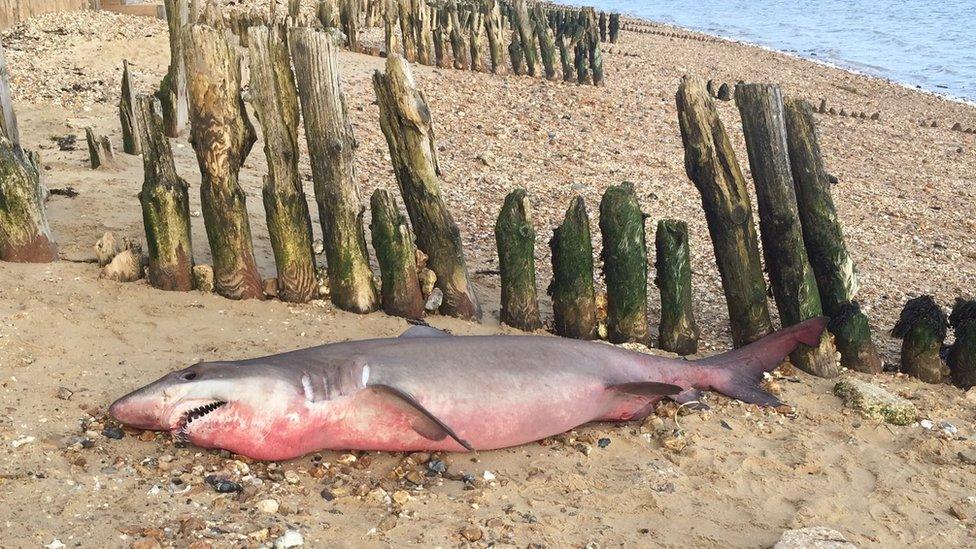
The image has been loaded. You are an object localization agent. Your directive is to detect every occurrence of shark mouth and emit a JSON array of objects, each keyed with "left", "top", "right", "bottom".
[{"left": 173, "top": 401, "right": 227, "bottom": 442}]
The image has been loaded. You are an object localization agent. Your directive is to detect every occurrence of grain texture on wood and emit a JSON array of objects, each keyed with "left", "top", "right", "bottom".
[
  {"left": 119, "top": 60, "right": 142, "bottom": 155},
  {"left": 160, "top": 0, "right": 189, "bottom": 138}
]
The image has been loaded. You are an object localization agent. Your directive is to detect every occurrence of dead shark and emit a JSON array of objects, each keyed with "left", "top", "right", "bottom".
[{"left": 109, "top": 317, "right": 827, "bottom": 460}]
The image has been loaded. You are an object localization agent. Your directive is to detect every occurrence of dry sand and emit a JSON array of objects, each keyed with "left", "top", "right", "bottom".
[{"left": 1, "top": 8, "right": 976, "bottom": 548}]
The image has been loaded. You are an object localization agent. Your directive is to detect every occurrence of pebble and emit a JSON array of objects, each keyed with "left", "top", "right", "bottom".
[
  {"left": 45, "top": 541, "right": 65, "bottom": 549},
  {"left": 130, "top": 539, "right": 162, "bottom": 549},
  {"left": 284, "top": 469, "right": 300, "bottom": 484},
  {"left": 460, "top": 525, "right": 484, "bottom": 542},
  {"left": 773, "top": 527, "right": 856, "bottom": 548},
  {"left": 598, "top": 437, "right": 611, "bottom": 448},
  {"left": 425, "top": 287, "right": 444, "bottom": 311},
  {"left": 920, "top": 419, "right": 934, "bottom": 429},
  {"left": 102, "top": 426, "right": 125, "bottom": 440},
  {"left": 204, "top": 475, "right": 242, "bottom": 493},
  {"left": 273, "top": 529, "right": 304, "bottom": 549},
  {"left": 256, "top": 498, "right": 280, "bottom": 514},
  {"left": 427, "top": 459, "right": 448, "bottom": 474},
  {"left": 378, "top": 515, "right": 398, "bottom": 531},
  {"left": 11, "top": 435, "right": 36, "bottom": 448},
  {"left": 56, "top": 387, "right": 74, "bottom": 400},
  {"left": 958, "top": 450, "right": 976, "bottom": 465},
  {"left": 320, "top": 489, "right": 335, "bottom": 501},
  {"left": 482, "top": 470, "right": 496, "bottom": 481}
]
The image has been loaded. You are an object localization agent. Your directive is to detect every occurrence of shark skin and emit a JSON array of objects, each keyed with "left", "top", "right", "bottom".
[{"left": 110, "top": 317, "right": 828, "bottom": 461}]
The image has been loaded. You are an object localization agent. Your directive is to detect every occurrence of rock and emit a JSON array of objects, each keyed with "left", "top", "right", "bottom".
[
  {"left": 952, "top": 122, "right": 963, "bottom": 131},
  {"left": 56, "top": 386, "right": 74, "bottom": 400},
  {"left": 284, "top": 469, "right": 300, "bottom": 484},
  {"left": 101, "top": 426, "right": 124, "bottom": 439},
  {"left": 958, "top": 450, "right": 976, "bottom": 465},
  {"left": 313, "top": 238, "right": 324, "bottom": 254},
  {"left": 263, "top": 278, "right": 279, "bottom": 299},
  {"left": 256, "top": 498, "right": 280, "bottom": 514},
  {"left": 427, "top": 459, "right": 448, "bottom": 474},
  {"left": 94, "top": 231, "right": 126, "bottom": 266},
  {"left": 817, "top": 98, "right": 827, "bottom": 113},
  {"left": 274, "top": 529, "right": 304, "bottom": 549},
  {"left": 419, "top": 268, "right": 437, "bottom": 297},
  {"left": 378, "top": 514, "right": 398, "bottom": 531},
  {"left": 193, "top": 265, "right": 215, "bottom": 292},
  {"left": 204, "top": 475, "right": 242, "bottom": 493},
  {"left": 130, "top": 539, "right": 162, "bottom": 549},
  {"left": 392, "top": 490, "right": 411, "bottom": 506},
  {"left": 833, "top": 378, "right": 918, "bottom": 425},
  {"left": 870, "top": 112, "right": 880, "bottom": 120},
  {"left": 11, "top": 435, "right": 36, "bottom": 448},
  {"left": 598, "top": 437, "right": 611, "bottom": 448},
  {"left": 476, "top": 151, "right": 495, "bottom": 167},
  {"left": 425, "top": 287, "right": 443, "bottom": 312},
  {"left": 920, "top": 419, "right": 934, "bottom": 429},
  {"left": 101, "top": 248, "right": 144, "bottom": 282},
  {"left": 460, "top": 525, "right": 484, "bottom": 542},
  {"left": 773, "top": 527, "right": 856, "bottom": 548},
  {"left": 828, "top": 108, "right": 837, "bottom": 115}
]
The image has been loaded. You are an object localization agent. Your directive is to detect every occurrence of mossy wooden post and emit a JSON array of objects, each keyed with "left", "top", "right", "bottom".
[
  {"left": 495, "top": 188, "right": 542, "bottom": 331},
  {"left": 549, "top": 196, "right": 597, "bottom": 340},
  {"left": 508, "top": 29, "right": 525, "bottom": 75},
  {"left": 370, "top": 188, "right": 425, "bottom": 319},
  {"left": 784, "top": 97, "right": 882, "bottom": 373},
  {"left": 599, "top": 182, "right": 650, "bottom": 345},
  {"left": 248, "top": 25, "right": 318, "bottom": 303},
  {"left": 532, "top": 4, "right": 557, "bottom": 80},
  {"left": 675, "top": 75, "right": 772, "bottom": 347},
  {"left": 892, "top": 296, "right": 947, "bottom": 383},
  {"left": 372, "top": 55, "right": 481, "bottom": 319},
  {"left": 340, "top": 0, "right": 361, "bottom": 52},
  {"left": 949, "top": 299, "right": 976, "bottom": 389},
  {"left": 598, "top": 11, "right": 607, "bottom": 42},
  {"left": 586, "top": 9, "right": 604, "bottom": 87},
  {"left": 512, "top": 0, "right": 536, "bottom": 76},
  {"left": 608, "top": 12, "right": 620, "bottom": 43},
  {"left": 183, "top": 23, "right": 263, "bottom": 300},
  {"left": 119, "top": 60, "right": 141, "bottom": 155},
  {"left": 655, "top": 219, "right": 700, "bottom": 355},
  {"left": 136, "top": 95, "right": 193, "bottom": 291},
  {"left": 290, "top": 27, "right": 379, "bottom": 313},
  {"left": 397, "top": 0, "right": 418, "bottom": 61},
  {"left": 382, "top": 0, "right": 400, "bottom": 56},
  {"left": 483, "top": 0, "right": 505, "bottom": 74},
  {"left": 574, "top": 31, "right": 589, "bottom": 84},
  {"left": 161, "top": 0, "right": 189, "bottom": 138},
  {"left": 556, "top": 17, "right": 576, "bottom": 82},
  {"left": 735, "top": 83, "right": 838, "bottom": 377}
]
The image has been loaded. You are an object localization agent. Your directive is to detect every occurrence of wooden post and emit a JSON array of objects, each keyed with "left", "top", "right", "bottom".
[
  {"left": 416, "top": 2, "right": 435, "bottom": 65},
  {"left": 468, "top": 7, "right": 486, "bottom": 72},
  {"left": 508, "top": 29, "right": 524, "bottom": 75},
  {"left": 248, "top": 25, "right": 318, "bottom": 303},
  {"left": 574, "top": 27, "right": 589, "bottom": 85},
  {"left": 675, "top": 75, "right": 772, "bottom": 347},
  {"left": 599, "top": 182, "right": 650, "bottom": 344},
  {"left": 599, "top": 11, "right": 607, "bottom": 42},
  {"left": 512, "top": 0, "right": 536, "bottom": 76},
  {"left": 183, "top": 23, "right": 264, "bottom": 300},
  {"left": 532, "top": 4, "right": 557, "bottom": 80},
  {"left": 608, "top": 12, "right": 619, "bottom": 43},
  {"left": 556, "top": 17, "right": 576, "bottom": 82},
  {"left": 784, "top": 97, "right": 882, "bottom": 373},
  {"left": 397, "top": 0, "right": 418, "bottom": 61},
  {"left": 655, "top": 219, "right": 700, "bottom": 355},
  {"left": 136, "top": 95, "right": 193, "bottom": 291},
  {"left": 495, "top": 188, "right": 542, "bottom": 331},
  {"left": 85, "top": 128, "right": 115, "bottom": 169},
  {"left": 119, "top": 60, "right": 142, "bottom": 155},
  {"left": 160, "top": 0, "right": 189, "bottom": 138},
  {"left": 483, "top": 0, "right": 505, "bottom": 74},
  {"left": 735, "top": 83, "right": 838, "bottom": 377},
  {"left": 370, "top": 188, "right": 425, "bottom": 319},
  {"left": 372, "top": 55, "right": 481, "bottom": 319},
  {"left": 340, "top": 0, "right": 361, "bottom": 52},
  {"left": 587, "top": 24, "right": 604, "bottom": 86},
  {"left": 949, "top": 299, "right": 976, "bottom": 389},
  {"left": 549, "top": 196, "right": 597, "bottom": 340},
  {"left": 447, "top": 1, "right": 469, "bottom": 70},
  {"left": 433, "top": 4, "right": 450, "bottom": 68},
  {"left": 318, "top": 0, "right": 339, "bottom": 28},
  {"left": 290, "top": 27, "right": 379, "bottom": 313},
  {"left": 892, "top": 295, "right": 948, "bottom": 383},
  {"left": 382, "top": 0, "right": 399, "bottom": 56}
]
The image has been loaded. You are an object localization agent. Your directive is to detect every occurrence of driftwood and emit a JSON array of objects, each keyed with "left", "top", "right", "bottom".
[
  {"left": 248, "top": 25, "right": 318, "bottom": 303},
  {"left": 548, "top": 196, "right": 597, "bottom": 339},
  {"left": 676, "top": 75, "right": 772, "bottom": 347},
  {"left": 370, "top": 188, "right": 426, "bottom": 319},
  {"left": 599, "top": 182, "right": 649, "bottom": 344},
  {"left": 290, "top": 27, "right": 379, "bottom": 313},
  {"left": 735, "top": 83, "right": 838, "bottom": 377},
  {"left": 784, "top": 97, "right": 882, "bottom": 373},
  {"left": 160, "top": 0, "right": 189, "bottom": 137},
  {"left": 183, "top": 23, "right": 263, "bottom": 300},
  {"left": 136, "top": 95, "right": 193, "bottom": 291},
  {"left": 655, "top": 219, "right": 699, "bottom": 355},
  {"left": 495, "top": 188, "right": 542, "bottom": 331},
  {"left": 85, "top": 128, "right": 115, "bottom": 169},
  {"left": 372, "top": 55, "right": 480, "bottom": 319},
  {"left": 892, "top": 295, "right": 947, "bottom": 383},
  {"left": 119, "top": 60, "right": 142, "bottom": 155}
]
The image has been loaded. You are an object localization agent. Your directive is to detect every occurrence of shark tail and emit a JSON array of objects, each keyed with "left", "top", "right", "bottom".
[{"left": 693, "top": 317, "right": 829, "bottom": 406}]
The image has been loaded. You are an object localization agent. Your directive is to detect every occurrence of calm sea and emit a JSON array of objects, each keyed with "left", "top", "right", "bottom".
[{"left": 584, "top": 0, "right": 976, "bottom": 102}]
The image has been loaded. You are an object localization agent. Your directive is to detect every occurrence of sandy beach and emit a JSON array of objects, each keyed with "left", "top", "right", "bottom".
[{"left": 1, "top": 6, "right": 976, "bottom": 547}]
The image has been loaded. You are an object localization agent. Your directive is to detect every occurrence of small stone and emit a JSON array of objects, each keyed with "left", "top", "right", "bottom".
[
  {"left": 193, "top": 265, "right": 215, "bottom": 293},
  {"left": 952, "top": 122, "right": 963, "bottom": 131},
  {"left": 950, "top": 502, "right": 971, "bottom": 521},
  {"left": 392, "top": 490, "right": 411, "bottom": 506},
  {"left": 102, "top": 426, "right": 124, "bottom": 440},
  {"left": 56, "top": 387, "right": 74, "bottom": 400},
  {"left": 101, "top": 248, "right": 144, "bottom": 283},
  {"left": 179, "top": 517, "right": 206, "bottom": 535},
  {"left": 284, "top": 469, "right": 300, "bottom": 484},
  {"left": 773, "top": 527, "right": 856, "bottom": 548},
  {"left": 320, "top": 489, "right": 335, "bottom": 501},
  {"left": 870, "top": 112, "right": 880, "bottom": 120},
  {"left": 130, "top": 539, "right": 162, "bottom": 549},
  {"left": 920, "top": 419, "right": 934, "bottom": 429},
  {"left": 378, "top": 514, "right": 398, "bottom": 531},
  {"left": 273, "top": 529, "right": 304, "bottom": 549},
  {"left": 94, "top": 231, "right": 125, "bottom": 267},
  {"left": 482, "top": 470, "right": 496, "bottom": 481},
  {"left": 597, "top": 438, "right": 611, "bottom": 448},
  {"left": 46, "top": 540, "right": 65, "bottom": 549},
  {"left": 427, "top": 459, "right": 448, "bottom": 474},
  {"left": 419, "top": 268, "right": 437, "bottom": 297},
  {"left": 833, "top": 379, "right": 918, "bottom": 425},
  {"left": 939, "top": 421, "right": 958, "bottom": 435},
  {"left": 460, "top": 525, "right": 483, "bottom": 542},
  {"left": 313, "top": 238, "right": 325, "bottom": 254},
  {"left": 204, "top": 475, "right": 242, "bottom": 493},
  {"left": 256, "top": 499, "right": 280, "bottom": 514},
  {"left": 425, "top": 287, "right": 443, "bottom": 312},
  {"left": 405, "top": 470, "right": 424, "bottom": 485},
  {"left": 958, "top": 450, "right": 976, "bottom": 465},
  {"left": 11, "top": 435, "right": 36, "bottom": 448}
]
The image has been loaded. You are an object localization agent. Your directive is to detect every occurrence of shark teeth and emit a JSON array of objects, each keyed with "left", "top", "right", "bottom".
[{"left": 173, "top": 401, "right": 227, "bottom": 442}]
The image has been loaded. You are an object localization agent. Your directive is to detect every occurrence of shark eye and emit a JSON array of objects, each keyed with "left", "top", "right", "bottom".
[{"left": 181, "top": 372, "right": 198, "bottom": 381}]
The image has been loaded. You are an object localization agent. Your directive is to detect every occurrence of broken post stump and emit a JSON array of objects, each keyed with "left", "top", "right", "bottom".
[
  {"left": 892, "top": 295, "right": 948, "bottom": 383},
  {"left": 784, "top": 97, "right": 882, "bottom": 373},
  {"left": 548, "top": 196, "right": 598, "bottom": 340},
  {"left": 183, "top": 23, "right": 264, "bottom": 300},
  {"left": 508, "top": 29, "right": 525, "bottom": 75},
  {"left": 160, "top": 0, "right": 189, "bottom": 138},
  {"left": 85, "top": 128, "right": 115, "bottom": 169},
  {"left": 119, "top": 60, "right": 142, "bottom": 155},
  {"left": 290, "top": 27, "right": 379, "bottom": 313},
  {"left": 372, "top": 55, "right": 480, "bottom": 319},
  {"left": 608, "top": 12, "right": 620, "bottom": 43},
  {"left": 370, "top": 188, "right": 426, "bottom": 319},
  {"left": 136, "top": 95, "right": 193, "bottom": 291},
  {"left": 949, "top": 299, "right": 976, "bottom": 389},
  {"left": 735, "top": 83, "right": 838, "bottom": 378},
  {"left": 248, "top": 25, "right": 318, "bottom": 303},
  {"left": 495, "top": 188, "right": 542, "bottom": 331},
  {"left": 532, "top": 4, "right": 557, "bottom": 80},
  {"left": 340, "top": 0, "right": 361, "bottom": 52},
  {"left": 599, "top": 182, "right": 650, "bottom": 345},
  {"left": 655, "top": 219, "right": 700, "bottom": 355},
  {"left": 676, "top": 75, "right": 772, "bottom": 347}
]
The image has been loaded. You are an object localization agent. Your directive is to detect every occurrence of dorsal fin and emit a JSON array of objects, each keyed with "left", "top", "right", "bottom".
[{"left": 399, "top": 325, "right": 452, "bottom": 338}]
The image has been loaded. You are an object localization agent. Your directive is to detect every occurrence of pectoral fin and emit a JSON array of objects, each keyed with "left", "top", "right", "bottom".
[
  {"left": 608, "top": 381, "right": 683, "bottom": 398},
  {"left": 368, "top": 385, "right": 473, "bottom": 451},
  {"left": 398, "top": 324, "right": 453, "bottom": 338}
]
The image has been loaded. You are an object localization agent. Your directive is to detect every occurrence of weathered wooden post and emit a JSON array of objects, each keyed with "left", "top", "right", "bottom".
[
  {"left": 468, "top": 7, "right": 487, "bottom": 72},
  {"left": 608, "top": 12, "right": 619, "bottom": 43},
  {"left": 532, "top": 4, "right": 557, "bottom": 80},
  {"left": 433, "top": 4, "right": 450, "bottom": 68},
  {"left": 675, "top": 75, "right": 773, "bottom": 347},
  {"left": 136, "top": 95, "right": 193, "bottom": 291},
  {"left": 340, "top": 0, "right": 361, "bottom": 52},
  {"left": 508, "top": 29, "right": 525, "bottom": 75},
  {"left": 183, "top": 23, "right": 264, "bottom": 300},
  {"left": 119, "top": 60, "right": 142, "bottom": 155},
  {"left": 587, "top": 16, "right": 604, "bottom": 86},
  {"left": 248, "top": 25, "right": 318, "bottom": 303},
  {"left": 655, "top": 219, "right": 699, "bottom": 355},
  {"left": 370, "top": 188, "right": 426, "bottom": 319},
  {"left": 85, "top": 128, "right": 115, "bottom": 169},
  {"left": 416, "top": 2, "right": 435, "bottom": 65},
  {"left": 160, "top": 0, "right": 189, "bottom": 138},
  {"left": 735, "top": 83, "right": 838, "bottom": 377},
  {"left": 599, "top": 182, "right": 650, "bottom": 345},
  {"left": 290, "top": 27, "right": 380, "bottom": 313},
  {"left": 784, "top": 97, "right": 882, "bottom": 373},
  {"left": 382, "top": 0, "right": 400, "bottom": 56},
  {"left": 892, "top": 295, "right": 948, "bottom": 383},
  {"left": 447, "top": 0, "right": 469, "bottom": 70},
  {"left": 949, "top": 299, "right": 976, "bottom": 389},
  {"left": 549, "top": 196, "right": 598, "bottom": 340},
  {"left": 318, "top": 0, "right": 339, "bottom": 28},
  {"left": 372, "top": 55, "right": 481, "bottom": 319},
  {"left": 397, "top": 0, "right": 418, "bottom": 61},
  {"left": 495, "top": 188, "right": 542, "bottom": 331},
  {"left": 512, "top": 0, "right": 537, "bottom": 76},
  {"left": 598, "top": 11, "right": 607, "bottom": 42},
  {"left": 483, "top": 0, "right": 505, "bottom": 74}
]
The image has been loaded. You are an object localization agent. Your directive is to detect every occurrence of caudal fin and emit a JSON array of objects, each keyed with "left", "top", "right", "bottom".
[{"left": 694, "top": 317, "right": 829, "bottom": 406}]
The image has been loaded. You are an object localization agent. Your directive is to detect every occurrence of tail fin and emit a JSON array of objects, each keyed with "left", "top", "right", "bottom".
[{"left": 695, "top": 317, "right": 829, "bottom": 406}]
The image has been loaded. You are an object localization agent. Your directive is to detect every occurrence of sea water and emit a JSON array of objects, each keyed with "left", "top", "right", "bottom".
[{"left": 583, "top": 0, "right": 976, "bottom": 102}]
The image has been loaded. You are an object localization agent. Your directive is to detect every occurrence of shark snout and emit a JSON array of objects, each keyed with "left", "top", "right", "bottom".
[{"left": 109, "top": 390, "right": 169, "bottom": 430}]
